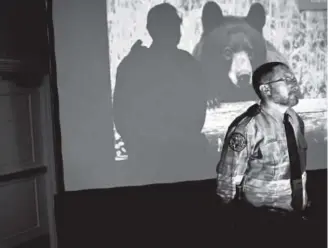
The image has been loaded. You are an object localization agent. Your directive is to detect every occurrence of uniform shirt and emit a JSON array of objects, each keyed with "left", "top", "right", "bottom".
[{"left": 216, "top": 103, "right": 308, "bottom": 211}]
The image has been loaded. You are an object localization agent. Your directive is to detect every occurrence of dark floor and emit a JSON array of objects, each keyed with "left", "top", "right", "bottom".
[
  {"left": 14, "top": 235, "right": 49, "bottom": 248},
  {"left": 55, "top": 169, "right": 327, "bottom": 248}
]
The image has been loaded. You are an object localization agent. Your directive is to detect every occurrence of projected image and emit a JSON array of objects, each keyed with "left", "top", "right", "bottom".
[{"left": 107, "top": 0, "right": 327, "bottom": 161}]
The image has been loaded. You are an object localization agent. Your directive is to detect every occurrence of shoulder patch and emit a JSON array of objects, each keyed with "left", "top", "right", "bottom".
[{"left": 228, "top": 132, "right": 247, "bottom": 152}]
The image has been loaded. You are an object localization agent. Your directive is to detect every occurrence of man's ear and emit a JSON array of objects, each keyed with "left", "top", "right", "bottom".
[{"left": 259, "top": 84, "right": 271, "bottom": 96}]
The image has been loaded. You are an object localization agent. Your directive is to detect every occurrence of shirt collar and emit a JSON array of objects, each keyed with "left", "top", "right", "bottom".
[{"left": 260, "top": 102, "right": 292, "bottom": 123}]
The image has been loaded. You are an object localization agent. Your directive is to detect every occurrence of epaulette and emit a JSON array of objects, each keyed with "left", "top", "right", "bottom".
[
  {"left": 227, "top": 103, "right": 260, "bottom": 131},
  {"left": 245, "top": 103, "right": 261, "bottom": 117}
]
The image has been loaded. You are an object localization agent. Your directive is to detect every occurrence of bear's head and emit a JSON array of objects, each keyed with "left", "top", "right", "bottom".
[{"left": 193, "top": 2, "right": 267, "bottom": 106}]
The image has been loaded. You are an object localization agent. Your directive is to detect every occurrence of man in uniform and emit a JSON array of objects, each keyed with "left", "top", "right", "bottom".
[{"left": 216, "top": 62, "right": 310, "bottom": 248}]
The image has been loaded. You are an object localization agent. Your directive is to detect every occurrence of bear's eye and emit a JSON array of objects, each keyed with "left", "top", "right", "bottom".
[{"left": 223, "top": 47, "right": 233, "bottom": 60}]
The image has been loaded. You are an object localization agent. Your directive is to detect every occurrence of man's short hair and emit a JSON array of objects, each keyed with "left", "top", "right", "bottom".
[{"left": 252, "top": 62, "right": 290, "bottom": 99}]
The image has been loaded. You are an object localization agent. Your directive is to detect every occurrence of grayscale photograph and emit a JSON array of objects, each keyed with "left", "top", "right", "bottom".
[{"left": 0, "top": 0, "right": 326, "bottom": 247}]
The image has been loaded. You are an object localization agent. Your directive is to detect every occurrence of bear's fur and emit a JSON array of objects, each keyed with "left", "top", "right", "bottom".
[{"left": 193, "top": 2, "right": 289, "bottom": 107}]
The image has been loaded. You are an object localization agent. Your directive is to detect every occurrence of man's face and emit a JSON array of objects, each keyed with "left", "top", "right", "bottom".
[{"left": 267, "top": 68, "right": 300, "bottom": 107}]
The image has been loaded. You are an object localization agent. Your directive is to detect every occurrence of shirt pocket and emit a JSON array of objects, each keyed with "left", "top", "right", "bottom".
[{"left": 251, "top": 140, "right": 283, "bottom": 178}]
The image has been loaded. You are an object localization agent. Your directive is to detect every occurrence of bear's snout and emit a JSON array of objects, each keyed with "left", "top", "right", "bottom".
[{"left": 229, "top": 51, "right": 252, "bottom": 86}]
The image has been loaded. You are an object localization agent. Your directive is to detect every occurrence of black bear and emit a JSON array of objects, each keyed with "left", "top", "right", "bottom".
[{"left": 193, "top": 2, "right": 289, "bottom": 108}]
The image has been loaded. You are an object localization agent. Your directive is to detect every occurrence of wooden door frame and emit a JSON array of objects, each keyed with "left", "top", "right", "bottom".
[
  {"left": 40, "top": 0, "right": 66, "bottom": 247},
  {"left": 38, "top": 77, "right": 58, "bottom": 248}
]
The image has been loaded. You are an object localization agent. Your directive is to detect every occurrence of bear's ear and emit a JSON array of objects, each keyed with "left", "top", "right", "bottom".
[
  {"left": 245, "top": 3, "right": 266, "bottom": 33},
  {"left": 201, "top": 1, "right": 224, "bottom": 36}
]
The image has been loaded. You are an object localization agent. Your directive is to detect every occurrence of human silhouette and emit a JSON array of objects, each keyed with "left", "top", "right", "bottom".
[{"left": 113, "top": 3, "right": 216, "bottom": 183}]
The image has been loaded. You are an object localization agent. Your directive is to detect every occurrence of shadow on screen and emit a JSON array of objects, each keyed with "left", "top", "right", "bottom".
[
  {"left": 112, "top": 3, "right": 219, "bottom": 180},
  {"left": 109, "top": 1, "right": 327, "bottom": 175}
]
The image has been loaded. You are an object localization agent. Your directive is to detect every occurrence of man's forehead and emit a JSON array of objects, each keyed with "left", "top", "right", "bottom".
[{"left": 272, "top": 66, "right": 293, "bottom": 79}]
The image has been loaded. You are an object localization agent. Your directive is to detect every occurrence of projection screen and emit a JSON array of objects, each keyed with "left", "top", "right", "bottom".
[{"left": 107, "top": 0, "right": 327, "bottom": 171}]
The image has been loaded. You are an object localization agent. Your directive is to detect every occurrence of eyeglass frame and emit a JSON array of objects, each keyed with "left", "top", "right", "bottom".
[{"left": 261, "top": 76, "right": 298, "bottom": 85}]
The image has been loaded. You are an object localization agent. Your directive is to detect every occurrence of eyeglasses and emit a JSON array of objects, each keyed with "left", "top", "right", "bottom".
[{"left": 263, "top": 77, "right": 297, "bottom": 85}]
